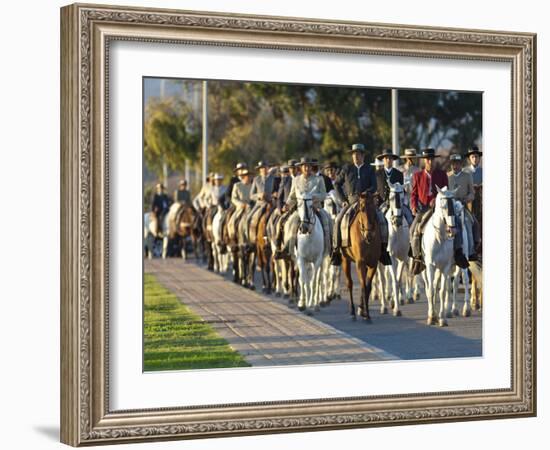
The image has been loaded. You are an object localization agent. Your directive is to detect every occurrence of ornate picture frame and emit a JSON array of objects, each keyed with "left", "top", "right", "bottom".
[{"left": 60, "top": 3, "right": 536, "bottom": 446}]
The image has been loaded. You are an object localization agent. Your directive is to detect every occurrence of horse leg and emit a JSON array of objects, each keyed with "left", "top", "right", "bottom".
[
  {"left": 342, "top": 256, "right": 355, "bottom": 320},
  {"left": 435, "top": 270, "right": 448, "bottom": 327},
  {"left": 297, "top": 258, "right": 308, "bottom": 311},
  {"left": 424, "top": 265, "right": 436, "bottom": 325},
  {"left": 356, "top": 262, "right": 371, "bottom": 322},
  {"left": 388, "top": 259, "right": 401, "bottom": 316},
  {"left": 377, "top": 265, "right": 388, "bottom": 314},
  {"left": 365, "top": 265, "right": 378, "bottom": 321},
  {"left": 447, "top": 266, "right": 460, "bottom": 319},
  {"left": 461, "top": 268, "right": 472, "bottom": 317}
]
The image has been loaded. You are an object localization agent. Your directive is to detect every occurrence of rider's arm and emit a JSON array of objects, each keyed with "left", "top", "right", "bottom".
[
  {"left": 334, "top": 168, "right": 347, "bottom": 204},
  {"left": 464, "top": 172, "right": 475, "bottom": 204}
]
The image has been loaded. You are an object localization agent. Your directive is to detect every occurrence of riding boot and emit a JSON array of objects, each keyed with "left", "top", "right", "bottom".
[
  {"left": 410, "top": 233, "right": 425, "bottom": 275},
  {"left": 454, "top": 249, "right": 470, "bottom": 269},
  {"left": 330, "top": 249, "right": 342, "bottom": 266},
  {"left": 380, "top": 243, "right": 392, "bottom": 266}
]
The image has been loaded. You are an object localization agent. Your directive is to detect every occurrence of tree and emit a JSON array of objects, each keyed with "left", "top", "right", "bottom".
[{"left": 143, "top": 97, "right": 200, "bottom": 178}]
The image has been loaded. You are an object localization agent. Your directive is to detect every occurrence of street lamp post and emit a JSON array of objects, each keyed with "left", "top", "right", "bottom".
[
  {"left": 202, "top": 81, "right": 208, "bottom": 185},
  {"left": 391, "top": 88, "right": 399, "bottom": 162}
]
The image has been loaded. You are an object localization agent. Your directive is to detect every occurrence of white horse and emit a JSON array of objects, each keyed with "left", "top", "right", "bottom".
[
  {"left": 447, "top": 200, "right": 472, "bottom": 318},
  {"left": 422, "top": 186, "right": 459, "bottom": 327},
  {"left": 323, "top": 191, "right": 342, "bottom": 303},
  {"left": 212, "top": 206, "right": 230, "bottom": 273},
  {"left": 383, "top": 182, "right": 410, "bottom": 316},
  {"left": 295, "top": 192, "right": 325, "bottom": 314}
]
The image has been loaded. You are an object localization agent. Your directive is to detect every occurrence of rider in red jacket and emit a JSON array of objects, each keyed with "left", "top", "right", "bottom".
[{"left": 409, "top": 148, "right": 469, "bottom": 274}]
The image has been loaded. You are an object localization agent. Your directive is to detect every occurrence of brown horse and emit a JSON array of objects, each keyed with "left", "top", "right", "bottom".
[
  {"left": 256, "top": 202, "right": 274, "bottom": 294},
  {"left": 342, "top": 192, "right": 382, "bottom": 321}
]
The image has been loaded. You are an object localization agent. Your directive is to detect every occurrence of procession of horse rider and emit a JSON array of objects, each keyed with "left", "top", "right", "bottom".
[
  {"left": 330, "top": 143, "right": 391, "bottom": 266},
  {"left": 409, "top": 148, "right": 470, "bottom": 275}
]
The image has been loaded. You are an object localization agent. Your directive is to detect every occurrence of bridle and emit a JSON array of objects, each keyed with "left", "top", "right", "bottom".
[
  {"left": 298, "top": 197, "right": 316, "bottom": 234},
  {"left": 389, "top": 190, "right": 403, "bottom": 227}
]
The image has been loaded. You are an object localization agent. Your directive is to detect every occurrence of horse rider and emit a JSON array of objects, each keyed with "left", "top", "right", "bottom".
[
  {"left": 288, "top": 159, "right": 299, "bottom": 178},
  {"left": 323, "top": 161, "right": 339, "bottom": 189},
  {"left": 247, "top": 160, "right": 276, "bottom": 239},
  {"left": 174, "top": 179, "right": 192, "bottom": 207},
  {"left": 193, "top": 172, "right": 213, "bottom": 211},
  {"left": 273, "top": 160, "right": 300, "bottom": 258},
  {"left": 312, "top": 158, "right": 334, "bottom": 193},
  {"left": 464, "top": 145, "right": 483, "bottom": 186},
  {"left": 230, "top": 167, "right": 254, "bottom": 231},
  {"left": 280, "top": 156, "right": 331, "bottom": 255},
  {"left": 220, "top": 162, "right": 247, "bottom": 209},
  {"left": 409, "top": 148, "right": 470, "bottom": 275},
  {"left": 330, "top": 143, "right": 390, "bottom": 266},
  {"left": 448, "top": 153, "right": 479, "bottom": 261},
  {"left": 376, "top": 148, "right": 413, "bottom": 226},
  {"left": 151, "top": 183, "right": 171, "bottom": 234},
  {"left": 400, "top": 148, "right": 420, "bottom": 206}
]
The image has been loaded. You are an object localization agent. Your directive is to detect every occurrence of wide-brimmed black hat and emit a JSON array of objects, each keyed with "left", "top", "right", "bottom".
[
  {"left": 466, "top": 145, "right": 483, "bottom": 157},
  {"left": 297, "top": 157, "right": 315, "bottom": 166},
  {"left": 280, "top": 165, "right": 290, "bottom": 173},
  {"left": 233, "top": 162, "right": 248, "bottom": 172},
  {"left": 402, "top": 148, "right": 419, "bottom": 159},
  {"left": 347, "top": 143, "right": 366, "bottom": 153},
  {"left": 420, "top": 148, "right": 441, "bottom": 159},
  {"left": 376, "top": 148, "right": 399, "bottom": 160},
  {"left": 255, "top": 160, "right": 269, "bottom": 169},
  {"left": 323, "top": 161, "right": 338, "bottom": 170}
]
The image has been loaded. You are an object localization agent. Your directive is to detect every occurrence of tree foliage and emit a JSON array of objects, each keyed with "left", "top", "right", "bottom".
[
  {"left": 144, "top": 97, "right": 200, "bottom": 178},
  {"left": 143, "top": 80, "right": 481, "bottom": 177}
]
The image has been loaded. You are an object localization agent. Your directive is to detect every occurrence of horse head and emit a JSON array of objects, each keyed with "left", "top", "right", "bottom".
[
  {"left": 435, "top": 185, "right": 458, "bottom": 239},
  {"left": 387, "top": 181, "right": 404, "bottom": 227},
  {"left": 297, "top": 191, "right": 315, "bottom": 234}
]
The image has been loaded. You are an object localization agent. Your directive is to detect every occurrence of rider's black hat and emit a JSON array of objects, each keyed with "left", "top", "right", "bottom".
[
  {"left": 347, "top": 143, "right": 366, "bottom": 153},
  {"left": 376, "top": 148, "right": 399, "bottom": 160},
  {"left": 420, "top": 148, "right": 441, "bottom": 159},
  {"left": 466, "top": 145, "right": 483, "bottom": 157}
]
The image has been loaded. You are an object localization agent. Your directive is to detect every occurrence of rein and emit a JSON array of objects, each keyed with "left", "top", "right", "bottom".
[{"left": 299, "top": 198, "right": 317, "bottom": 234}]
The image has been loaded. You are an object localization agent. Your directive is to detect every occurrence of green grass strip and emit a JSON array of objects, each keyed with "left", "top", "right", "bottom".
[{"left": 144, "top": 273, "right": 250, "bottom": 371}]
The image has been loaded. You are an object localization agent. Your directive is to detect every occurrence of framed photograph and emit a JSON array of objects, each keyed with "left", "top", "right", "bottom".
[{"left": 60, "top": 3, "right": 537, "bottom": 446}]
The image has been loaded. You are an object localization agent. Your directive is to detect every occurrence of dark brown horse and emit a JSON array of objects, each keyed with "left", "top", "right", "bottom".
[{"left": 342, "top": 192, "right": 381, "bottom": 321}]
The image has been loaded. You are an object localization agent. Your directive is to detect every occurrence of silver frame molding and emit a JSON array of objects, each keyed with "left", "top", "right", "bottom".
[{"left": 60, "top": 3, "right": 536, "bottom": 446}]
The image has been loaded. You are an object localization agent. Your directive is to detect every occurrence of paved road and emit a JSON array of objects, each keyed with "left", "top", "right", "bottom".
[
  {"left": 145, "top": 259, "right": 395, "bottom": 367},
  {"left": 145, "top": 258, "right": 482, "bottom": 366}
]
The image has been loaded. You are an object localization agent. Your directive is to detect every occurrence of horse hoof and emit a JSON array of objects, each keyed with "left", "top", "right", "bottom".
[
  {"left": 314, "top": 305, "right": 321, "bottom": 312},
  {"left": 351, "top": 315, "right": 357, "bottom": 321},
  {"left": 427, "top": 317, "right": 436, "bottom": 326},
  {"left": 362, "top": 316, "right": 372, "bottom": 323},
  {"left": 275, "top": 292, "right": 281, "bottom": 298},
  {"left": 393, "top": 310, "right": 402, "bottom": 317},
  {"left": 306, "top": 310, "right": 313, "bottom": 316},
  {"left": 452, "top": 309, "right": 460, "bottom": 317},
  {"left": 399, "top": 299, "right": 405, "bottom": 306},
  {"left": 407, "top": 297, "right": 414, "bottom": 304},
  {"left": 249, "top": 285, "right": 256, "bottom": 291},
  {"left": 336, "top": 294, "right": 342, "bottom": 300},
  {"left": 283, "top": 294, "right": 290, "bottom": 299},
  {"left": 298, "top": 305, "right": 306, "bottom": 312},
  {"left": 380, "top": 307, "right": 388, "bottom": 315},
  {"left": 320, "top": 301, "right": 327, "bottom": 308},
  {"left": 262, "top": 287, "right": 267, "bottom": 293},
  {"left": 463, "top": 309, "right": 471, "bottom": 318},
  {"left": 446, "top": 312, "right": 454, "bottom": 319},
  {"left": 439, "top": 319, "right": 448, "bottom": 327}
]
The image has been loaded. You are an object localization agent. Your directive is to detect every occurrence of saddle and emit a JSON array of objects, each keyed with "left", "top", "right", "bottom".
[
  {"left": 339, "top": 202, "right": 359, "bottom": 248},
  {"left": 248, "top": 203, "right": 268, "bottom": 243}
]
